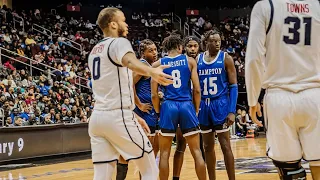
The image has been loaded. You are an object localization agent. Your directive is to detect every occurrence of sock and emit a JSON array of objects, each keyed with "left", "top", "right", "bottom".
[
  {"left": 116, "top": 163, "right": 128, "bottom": 180},
  {"left": 173, "top": 177, "right": 180, "bottom": 180}
]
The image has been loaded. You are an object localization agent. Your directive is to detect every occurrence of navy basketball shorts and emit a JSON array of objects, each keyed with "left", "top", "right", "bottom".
[
  {"left": 159, "top": 100, "right": 200, "bottom": 137},
  {"left": 134, "top": 106, "right": 159, "bottom": 136},
  {"left": 198, "top": 95, "right": 230, "bottom": 134}
]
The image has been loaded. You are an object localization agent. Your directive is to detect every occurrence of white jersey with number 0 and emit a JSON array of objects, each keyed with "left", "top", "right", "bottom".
[
  {"left": 245, "top": 0, "right": 320, "bottom": 106},
  {"left": 88, "top": 37, "right": 135, "bottom": 111}
]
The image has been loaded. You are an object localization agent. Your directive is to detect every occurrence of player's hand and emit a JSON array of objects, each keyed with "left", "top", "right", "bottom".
[
  {"left": 226, "top": 113, "right": 235, "bottom": 126},
  {"left": 150, "top": 65, "right": 173, "bottom": 86},
  {"left": 249, "top": 103, "right": 263, "bottom": 127},
  {"left": 138, "top": 103, "right": 153, "bottom": 114},
  {"left": 136, "top": 116, "right": 151, "bottom": 134}
]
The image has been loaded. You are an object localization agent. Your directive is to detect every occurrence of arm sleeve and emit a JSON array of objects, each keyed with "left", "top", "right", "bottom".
[
  {"left": 107, "top": 37, "right": 135, "bottom": 66},
  {"left": 245, "top": 1, "right": 269, "bottom": 107}
]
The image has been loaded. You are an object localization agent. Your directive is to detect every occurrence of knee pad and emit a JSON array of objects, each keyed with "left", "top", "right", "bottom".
[
  {"left": 273, "top": 160, "right": 306, "bottom": 180},
  {"left": 309, "top": 160, "right": 320, "bottom": 167}
]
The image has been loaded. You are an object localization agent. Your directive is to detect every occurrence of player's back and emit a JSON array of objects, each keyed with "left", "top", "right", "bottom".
[
  {"left": 197, "top": 51, "right": 228, "bottom": 99},
  {"left": 263, "top": 0, "right": 320, "bottom": 91},
  {"left": 160, "top": 54, "right": 192, "bottom": 101},
  {"left": 88, "top": 37, "right": 134, "bottom": 111}
]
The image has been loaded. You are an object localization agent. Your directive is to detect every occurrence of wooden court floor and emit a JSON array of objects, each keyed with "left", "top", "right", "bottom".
[{"left": 0, "top": 138, "right": 313, "bottom": 180}]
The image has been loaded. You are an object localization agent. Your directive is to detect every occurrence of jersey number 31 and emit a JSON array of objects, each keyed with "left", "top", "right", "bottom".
[{"left": 283, "top": 17, "right": 312, "bottom": 45}]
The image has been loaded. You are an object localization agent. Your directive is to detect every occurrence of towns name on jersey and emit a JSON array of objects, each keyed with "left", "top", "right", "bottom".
[
  {"left": 287, "top": 3, "right": 309, "bottom": 13},
  {"left": 198, "top": 68, "right": 223, "bottom": 76},
  {"left": 163, "top": 59, "right": 186, "bottom": 67}
]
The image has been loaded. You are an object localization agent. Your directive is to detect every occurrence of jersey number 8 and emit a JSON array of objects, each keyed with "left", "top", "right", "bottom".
[{"left": 172, "top": 70, "right": 182, "bottom": 88}]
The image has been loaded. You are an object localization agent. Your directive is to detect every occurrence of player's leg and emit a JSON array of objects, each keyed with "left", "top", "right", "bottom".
[
  {"left": 184, "top": 133, "right": 206, "bottom": 180},
  {"left": 180, "top": 101, "right": 206, "bottom": 180},
  {"left": 173, "top": 127, "right": 187, "bottom": 179},
  {"left": 216, "top": 129, "right": 235, "bottom": 180},
  {"left": 159, "top": 134, "right": 175, "bottom": 180},
  {"left": 198, "top": 99, "right": 215, "bottom": 180},
  {"left": 297, "top": 88, "right": 320, "bottom": 180},
  {"left": 88, "top": 110, "right": 121, "bottom": 180},
  {"left": 202, "top": 131, "right": 216, "bottom": 180},
  {"left": 153, "top": 132, "right": 159, "bottom": 157},
  {"left": 158, "top": 100, "right": 179, "bottom": 180},
  {"left": 116, "top": 156, "right": 128, "bottom": 180},
  {"left": 264, "top": 89, "right": 306, "bottom": 179}
]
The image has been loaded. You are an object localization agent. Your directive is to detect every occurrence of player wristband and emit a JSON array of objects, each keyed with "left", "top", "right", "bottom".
[{"left": 228, "top": 84, "right": 238, "bottom": 114}]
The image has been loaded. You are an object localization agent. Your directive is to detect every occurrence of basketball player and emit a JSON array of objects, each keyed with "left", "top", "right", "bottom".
[
  {"left": 133, "top": 39, "right": 160, "bottom": 154},
  {"left": 88, "top": 8, "right": 173, "bottom": 180},
  {"left": 151, "top": 35, "right": 207, "bottom": 180},
  {"left": 198, "top": 29, "right": 238, "bottom": 180},
  {"left": 172, "top": 36, "right": 203, "bottom": 180},
  {"left": 246, "top": 0, "right": 320, "bottom": 179}
]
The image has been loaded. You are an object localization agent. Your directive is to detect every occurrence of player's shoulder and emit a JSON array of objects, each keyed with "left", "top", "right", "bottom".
[{"left": 252, "top": 0, "right": 271, "bottom": 13}]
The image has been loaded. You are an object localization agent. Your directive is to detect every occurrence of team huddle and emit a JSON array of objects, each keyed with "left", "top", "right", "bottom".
[{"left": 88, "top": 0, "right": 320, "bottom": 179}]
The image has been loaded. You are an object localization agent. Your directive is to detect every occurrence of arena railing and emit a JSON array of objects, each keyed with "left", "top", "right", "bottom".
[
  {"left": 172, "top": 13, "right": 182, "bottom": 31},
  {"left": 13, "top": 14, "right": 25, "bottom": 33},
  {"left": 32, "top": 24, "right": 53, "bottom": 40},
  {"left": 192, "top": 29, "right": 202, "bottom": 39},
  {"left": 0, "top": 48, "right": 90, "bottom": 90},
  {"left": 184, "top": 22, "right": 190, "bottom": 36},
  {"left": 0, "top": 108, "right": 4, "bottom": 127},
  {"left": 60, "top": 37, "right": 83, "bottom": 53}
]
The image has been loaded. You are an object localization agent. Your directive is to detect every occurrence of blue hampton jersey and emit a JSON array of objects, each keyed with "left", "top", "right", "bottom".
[
  {"left": 198, "top": 51, "right": 228, "bottom": 99},
  {"left": 135, "top": 59, "right": 152, "bottom": 104},
  {"left": 160, "top": 54, "right": 192, "bottom": 101}
]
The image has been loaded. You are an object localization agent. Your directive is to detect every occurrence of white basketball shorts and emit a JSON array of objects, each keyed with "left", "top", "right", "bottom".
[
  {"left": 264, "top": 88, "right": 320, "bottom": 162},
  {"left": 88, "top": 109, "right": 153, "bottom": 164}
]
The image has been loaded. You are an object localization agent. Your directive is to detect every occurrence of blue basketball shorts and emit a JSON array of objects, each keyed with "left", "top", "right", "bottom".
[
  {"left": 159, "top": 100, "right": 200, "bottom": 137},
  {"left": 133, "top": 106, "right": 159, "bottom": 136},
  {"left": 198, "top": 95, "right": 230, "bottom": 134}
]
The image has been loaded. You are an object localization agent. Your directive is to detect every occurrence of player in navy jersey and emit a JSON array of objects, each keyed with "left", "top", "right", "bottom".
[
  {"left": 198, "top": 30, "right": 238, "bottom": 180},
  {"left": 172, "top": 36, "right": 204, "bottom": 180},
  {"left": 151, "top": 35, "right": 206, "bottom": 180}
]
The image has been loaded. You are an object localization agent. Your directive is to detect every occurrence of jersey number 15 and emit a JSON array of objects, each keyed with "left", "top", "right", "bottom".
[{"left": 283, "top": 17, "right": 312, "bottom": 45}]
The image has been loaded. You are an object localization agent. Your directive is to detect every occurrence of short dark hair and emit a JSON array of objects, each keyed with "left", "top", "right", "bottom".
[
  {"left": 203, "top": 29, "right": 220, "bottom": 42},
  {"left": 162, "top": 35, "right": 183, "bottom": 52},
  {"left": 139, "top": 39, "right": 155, "bottom": 56},
  {"left": 96, "top": 7, "right": 120, "bottom": 30},
  {"left": 183, "top": 36, "right": 201, "bottom": 46}
]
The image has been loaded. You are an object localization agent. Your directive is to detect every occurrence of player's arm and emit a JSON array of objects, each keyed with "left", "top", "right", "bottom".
[
  {"left": 225, "top": 54, "right": 238, "bottom": 115},
  {"left": 245, "top": 1, "right": 267, "bottom": 107},
  {"left": 151, "top": 60, "right": 161, "bottom": 116},
  {"left": 188, "top": 57, "right": 201, "bottom": 114},
  {"left": 109, "top": 38, "right": 172, "bottom": 86},
  {"left": 245, "top": 1, "right": 267, "bottom": 127}
]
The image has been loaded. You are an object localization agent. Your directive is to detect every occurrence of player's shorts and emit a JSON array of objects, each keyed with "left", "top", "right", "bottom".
[
  {"left": 133, "top": 107, "right": 159, "bottom": 136},
  {"left": 265, "top": 88, "right": 320, "bottom": 162},
  {"left": 88, "top": 109, "right": 153, "bottom": 163},
  {"left": 159, "top": 100, "right": 200, "bottom": 137},
  {"left": 198, "top": 95, "right": 230, "bottom": 134}
]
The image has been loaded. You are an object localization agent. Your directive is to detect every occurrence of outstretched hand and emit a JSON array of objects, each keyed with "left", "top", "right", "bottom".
[{"left": 150, "top": 65, "right": 173, "bottom": 86}]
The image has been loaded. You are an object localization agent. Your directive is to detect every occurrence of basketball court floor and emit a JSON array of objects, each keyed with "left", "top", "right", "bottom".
[{"left": 0, "top": 138, "right": 313, "bottom": 180}]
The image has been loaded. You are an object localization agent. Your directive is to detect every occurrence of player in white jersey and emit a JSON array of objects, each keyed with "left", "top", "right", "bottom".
[
  {"left": 246, "top": 0, "right": 320, "bottom": 179},
  {"left": 88, "top": 7, "right": 173, "bottom": 180}
]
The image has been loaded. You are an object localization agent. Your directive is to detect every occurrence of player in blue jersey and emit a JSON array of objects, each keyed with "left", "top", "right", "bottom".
[
  {"left": 173, "top": 36, "right": 204, "bottom": 180},
  {"left": 151, "top": 35, "right": 206, "bottom": 180},
  {"left": 198, "top": 29, "right": 238, "bottom": 180},
  {"left": 133, "top": 39, "right": 159, "bottom": 151},
  {"left": 116, "top": 39, "right": 159, "bottom": 180}
]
